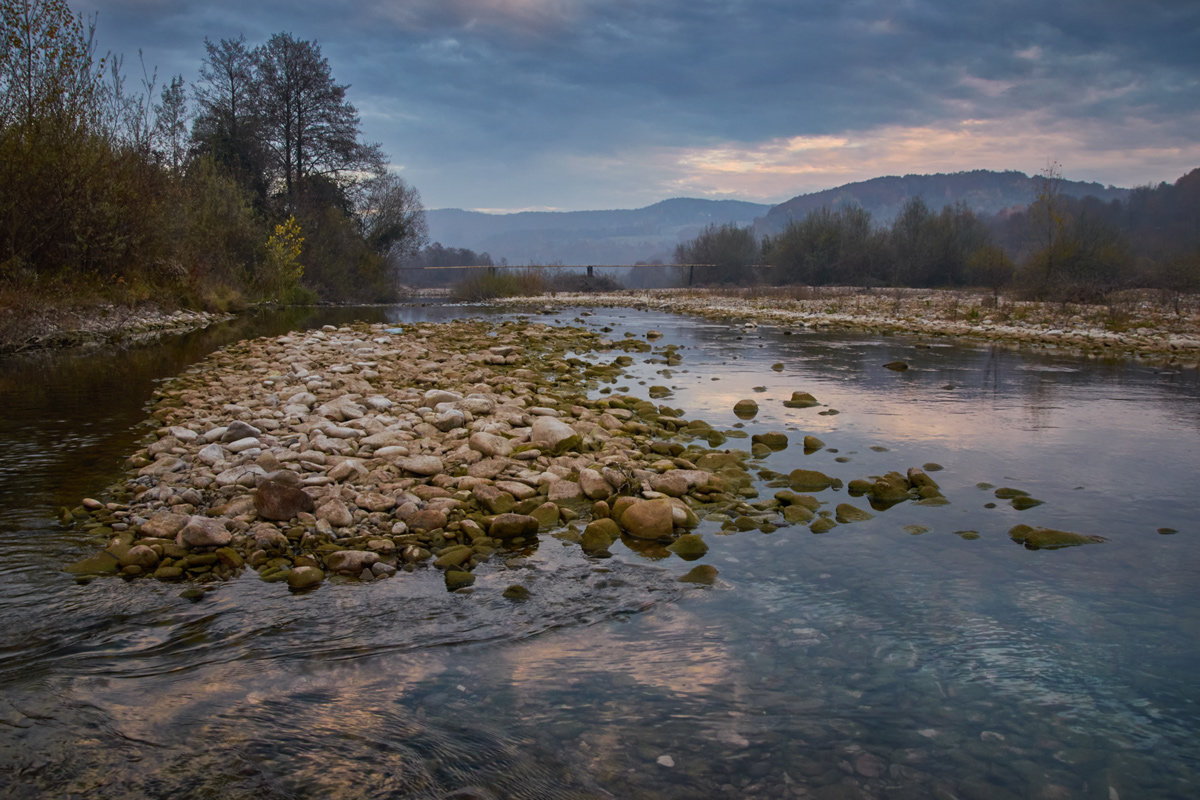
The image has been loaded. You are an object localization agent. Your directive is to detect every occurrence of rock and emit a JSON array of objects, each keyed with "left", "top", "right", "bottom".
[
  {"left": 65, "top": 551, "right": 120, "bottom": 576},
  {"left": 733, "top": 399, "right": 759, "bottom": 419},
  {"left": 316, "top": 498, "right": 354, "bottom": 528},
  {"left": 287, "top": 566, "right": 325, "bottom": 590},
  {"left": 884, "top": 360, "right": 909, "bottom": 371},
  {"left": 678, "top": 564, "right": 719, "bottom": 584},
  {"left": 789, "top": 468, "right": 834, "bottom": 491},
  {"left": 809, "top": 516, "right": 837, "bottom": 534},
  {"left": 547, "top": 479, "right": 583, "bottom": 503},
  {"left": 1009, "top": 524, "right": 1106, "bottom": 549},
  {"left": 409, "top": 508, "right": 449, "bottom": 532},
  {"left": 530, "top": 416, "right": 580, "bottom": 454},
  {"left": 488, "top": 513, "right": 539, "bottom": 540},
  {"left": 254, "top": 477, "right": 315, "bottom": 521},
  {"left": 783, "top": 391, "right": 819, "bottom": 408},
  {"left": 397, "top": 455, "right": 444, "bottom": 476},
  {"left": 578, "top": 468, "right": 612, "bottom": 500},
  {"left": 178, "top": 515, "right": 231, "bottom": 548},
  {"left": 502, "top": 584, "right": 531, "bottom": 600},
  {"left": 119, "top": 545, "right": 159, "bottom": 569},
  {"left": 529, "top": 501, "right": 560, "bottom": 528},
  {"left": 468, "top": 432, "right": 513, "bottom": 458},
  {"left": 325, "top": 550, "right": 380, "bottom": 574},
  {"left": 139, "top": 512, "right": 190, "bottom": 539},
  {"left": 433, "top": 409, "right": 466, "bottom": 431},
  {"left": 434, "top": 545, "right": 474, "bottom": 569},
  {"left": 196, "top": 442, "right": 226, "bottom": 466},
  {"left": 802, "top": 435, "right": 824, "bottom": 452},
  {"left": 581, "top": 518, "right": 621, "bottom": 553},
  {"left": 835, "top": 503, "right": 873, "bottom": 523},
  {"left": 221, "top": 420, "right": 262, "bottom": 442},
  {"left": 473, "top": 485, "right": 515, "bottom": 514},
  {"left": 422, "top": 389, "right": 462, "bottom": 408},
  {"left": 648, "top": 471, "right": 690, "bottom": 497},
  {"left": 751, "top": 432, "right": 788, "bottom": 450},
  {"left": 620, "top": 498, "right": 676, "bottom": 541},
  {"left": 666, "top": 533, "right": 708, "bottom": 560},
  {"left": 444, "top": 570, "right": 476, "bottom": 590}
]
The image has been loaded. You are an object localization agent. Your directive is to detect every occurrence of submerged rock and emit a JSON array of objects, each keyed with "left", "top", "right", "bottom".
[
  {"left": 1008, "top": 524, "right": 1106, "bottom": 549},
  {"left": 783, "top": 391, "right": 819, "bottom": 408},
  {"left": 733, "top": 399, "right": 759, "bottom": 419}
]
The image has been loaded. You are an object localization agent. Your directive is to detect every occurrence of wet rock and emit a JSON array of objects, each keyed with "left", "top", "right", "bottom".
[
  {"left": 1009, "top": 524, "right": 1106, "bottom": 549},
  {"left": 409, "top": 508, "right": 449, "bottom": 532},
  {"left": 287, "top": 566, "right": 324, "bottom": 590},
  {"left": 65, "top": 551, "right": 120, "bottom": 576},
  {"left": 666, "top": 533, "right": 708, "bottom": 560},
  {"left": 783, "top": 391, "right": 819, "bottom": 408},
  {"left": 444, "top": 569, "right": 475, "bottom": 590},
  {"left": 733, "top": 399, "right": 759, "bottom": 419},
  {"left": 751, "top": 432, "right": 788, "bottom": 451},
  {"left": 835, "top": 503, "right": 873, "bottom": 523},
  {"left": 582, "top": 518, "right": 621, "bottom": 553},
  {"left": 325, "top": 550, "right": 380, "bottom": 574},
  {"left": 789, "top": 468, "right": 834, "bottom": 491},
  {"left": 810, "top": 516, "right": 837, "bottom": 534},
  {"left": 502, "top": 584, "right": 531, "bottom": 600},
  {"left": 119, "top": 544, "right": 159, "bottom": 570},
  {"left": 678, "top": 564, "right": 719, "bottom": 584},
  {"left": 488, "top": 513, "right": 539, "bottom": 540},
  {"left": 619, "top": 498, "right": 676, "bottom": 541},
  {"left": 884, "top": 360, "right": 909, "bottom": 371},
  {"left": 139, "top": 511, "right": 190, "bottom": 539}
]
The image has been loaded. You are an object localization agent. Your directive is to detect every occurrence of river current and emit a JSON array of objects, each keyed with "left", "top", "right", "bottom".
[{"left": 1, "top": 303, "right": 1198, "bottom": 799}]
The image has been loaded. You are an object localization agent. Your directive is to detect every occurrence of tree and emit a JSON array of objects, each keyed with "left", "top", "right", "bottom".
[
  {"left": 355, "top": 172, "right": 427, "bottom": 266},
  {"left": 767, "top": 206, "right": 885, "bottom": 286},
  {"left": 191, "top": 35, "right": 265, "bottom": 197},
  {"left": 253, "top": 32, "right": 383, "bottom": 203},
  {"left": 0, "top": 0, "right": 104, "bottom": 134},
  {"left": 153, "top": 73, "right": 187, "bottom": 173},
  {"left": 965, "top": 244, "right": 1014, "bottom": 299},
  {"left": 674, "top": 223, "right": 760, "bottom": 285}
]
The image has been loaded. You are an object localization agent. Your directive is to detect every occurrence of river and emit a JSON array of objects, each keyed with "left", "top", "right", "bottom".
[{"left": 1, "top": 303, "right": 1198, "bottom": 799}]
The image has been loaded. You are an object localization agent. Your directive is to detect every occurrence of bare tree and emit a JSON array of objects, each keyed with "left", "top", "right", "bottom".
[{"left": 355, "top": 172, "right": 427, "bottom": 265}]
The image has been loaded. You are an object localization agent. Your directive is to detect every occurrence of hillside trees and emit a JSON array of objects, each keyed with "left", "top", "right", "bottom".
[{"left": 674, "top": 222, "right": 761, "bottom": 284}]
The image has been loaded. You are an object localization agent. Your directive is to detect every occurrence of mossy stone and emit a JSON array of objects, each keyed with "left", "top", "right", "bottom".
[
  {"left": 733, "top": 399, "right": 759, "bottom": 419},
  {"left": 1009, "top": 524, "right": 1105, "bottom": 549},
  {"left": 783, "top": 391, "right": 819, "bottom": 408},
  {"left": 789, "top": 468, "right": 834, "bottom": 491},
  {"left": 835, "top": 503, "right": 873, "bottom": 523},
  {"left": 666, "top": 533, "right": 708, "bottom": 560},
  {"left": 809, "top": 517, "right": 837, "bottom": 534},
  {"left": 678, "top": 564, "right": 719, "bottom": 584}
]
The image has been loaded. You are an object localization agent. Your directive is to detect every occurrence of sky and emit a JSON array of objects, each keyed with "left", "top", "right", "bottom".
[{"left": 73, "top": 0, "right": 1200, "bottom": 213}]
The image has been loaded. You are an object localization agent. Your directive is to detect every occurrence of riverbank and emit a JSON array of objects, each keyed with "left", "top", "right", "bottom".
[
  {"left": 0, "top": 300, "right": 234, "bottom": 354},
  {"left": 492, "top": 287, "right": 1200, "bottom": 365}
]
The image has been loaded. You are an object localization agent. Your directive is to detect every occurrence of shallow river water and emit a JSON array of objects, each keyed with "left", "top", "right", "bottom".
[{"left": 1, "top": 303, "right": 1198, "bottom": 799}]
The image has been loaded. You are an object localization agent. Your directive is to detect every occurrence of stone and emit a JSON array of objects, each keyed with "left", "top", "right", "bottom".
[
  {"left": 789, "top": 468, "right": 834, "bottom": 491},
  {"left": 802, "top": 435, "right": 825, "bottom": 452},
  {"left": 578, "top": 468, "right": 612, "bottom": 500},
  {"left": 620, "top": 498, "right": 676, "bottom": 541},
  {"left": 468, "top": 431, "right": 513, "bottom": 458},
  {"left": 434, "top": 545, "right": 474, "bottom": 569},
  {"left": 678, "top": 564, "right": 719, "bottom": 585},
  {"left": 809, "top": 516, "right": 837, "bottom": 534},
  {"left": 884, "top": 360, "right": 909, "bottom": 371},
  {"left": 733, "top": 399, "right": 759, "bottom": 419},
  {"left": 529, "top": 501, "right": 560, "bottom": 528},
  {"left": 254, "top": 477, "right": 315, "bottom": 521},
  {"left": 178, "top": 515, "right": 231, "bottom": 548},
  {"left": 835, "top": 503, "right": 873, "bottom": 523},
  {"left": 397, "top": 455, "right": 445, "bottom": 476},
  {"left": 325, "top": 550, "right": 380, "bottom": 574},
  {"left": 139, "top": 512, "right": 190, "bottom": 539},
  {"left": 502, "top": 584, "right": 531, "bottom": 600},
  {"left": 287, "top": 566, "right": 325, "bottom": 590},
  {"left": 1009, "top": 524, "right": 1106, "bottom": 549},
  {"left": 221, "top": 420, "right": 262, "bottom": 442},
  {"left": 666, "top": 533, "right": 708, "bottom": 560},
  {"left": 409, "top": 508, "right": 449, "bottom": 532},
  {"left": 581, "top": 518, "right": 621, "bottom": 553},
  {"left": 530, "top": 416, "right": 580, "bottom": 454},
  {"left": 474, "top": 485, "right": 515, "bottom": 514},
  {"left": 488, "top": 513, "right": 539, "bottom": 540},
  {"left": 547, "top": 479, "right": 583, "bottom": 503},
  {"left": 65, "top": 551, "right": 120, "bottom": 576},
  {"left": 119, "top": 545, "right": 159, "bottom": 569},
  {"left": 783, "top": 391, "right": 819, "bottom": 408},
  {"left": 444, "top": 569, "right": 476, "bottom": 590},
  {"left": 315, "top": 499, "right": 354, "bottom": 528}
]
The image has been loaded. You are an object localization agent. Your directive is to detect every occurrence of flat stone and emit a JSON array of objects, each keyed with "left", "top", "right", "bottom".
[{"left": 178, "top": 515, "right": 232, "bottom": 548}]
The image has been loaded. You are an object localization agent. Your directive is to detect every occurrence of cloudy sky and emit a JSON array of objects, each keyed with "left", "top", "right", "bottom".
[{"left": 75, "top": 0, "right": 1200, "bottom": 212}]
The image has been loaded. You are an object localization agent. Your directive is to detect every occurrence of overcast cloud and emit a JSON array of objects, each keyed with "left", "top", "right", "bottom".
[{"left": 74, "top": 0, "right": 1200, "bottom": 211}]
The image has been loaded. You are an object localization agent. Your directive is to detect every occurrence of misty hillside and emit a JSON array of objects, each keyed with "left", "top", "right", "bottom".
[
  {"left": 425, "top": 198, "right": 770, "bottom": 266},
  {"left": 755, "top": 170, "right": 1130, "bottom": 236}
]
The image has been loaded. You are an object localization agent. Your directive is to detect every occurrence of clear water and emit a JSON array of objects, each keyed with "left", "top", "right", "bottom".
[{"left": 1, "top": 303, "right": 1198, "bottom": 799}]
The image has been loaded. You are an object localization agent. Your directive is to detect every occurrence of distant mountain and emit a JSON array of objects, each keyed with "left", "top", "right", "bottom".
[
  {"left": 424, "top": 198, "right": 771, "bottom": 266},
  {"left": 755, "top": 170, "right": 1130, "bottom": 236}
]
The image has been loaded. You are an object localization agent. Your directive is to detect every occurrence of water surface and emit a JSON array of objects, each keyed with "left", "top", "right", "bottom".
[{"left": 2, "top": 303, "right": 1198, "bottom": 799}]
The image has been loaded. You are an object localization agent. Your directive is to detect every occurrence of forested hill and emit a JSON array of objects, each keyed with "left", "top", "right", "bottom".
[
  {"left": 425, "top": 198, "right": 770, "bottom": 266},
  {"left": 756, "top": 170, "right": 1130, "bottom": 235}
]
